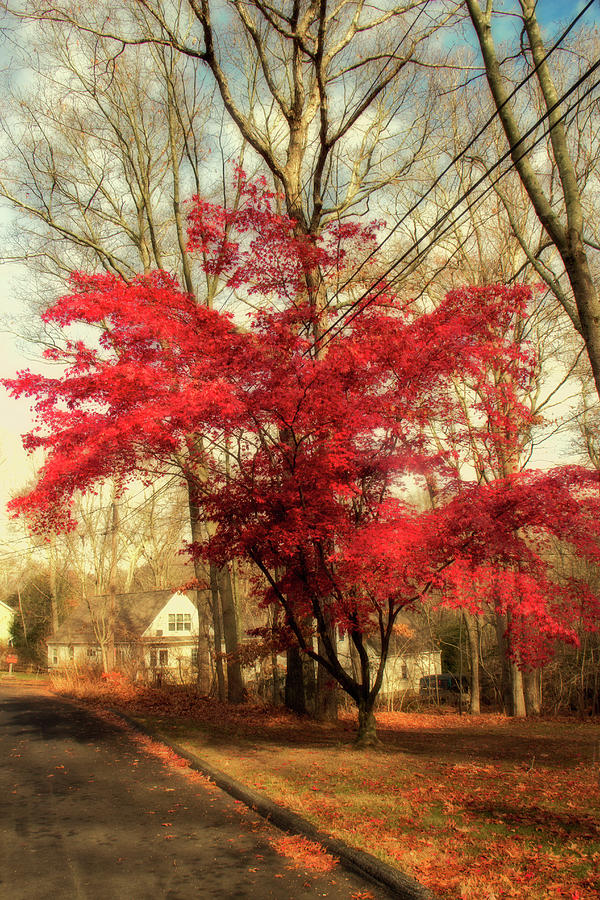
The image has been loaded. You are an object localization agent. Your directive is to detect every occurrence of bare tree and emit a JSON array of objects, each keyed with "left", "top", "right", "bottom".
[
  {"left": 17, "top": 1, "right": 460, "bottom": 282},
  {"left": 465, "top": 0, "right": 600, "bottom": 398},
  {"left": 0, "top": 9, "right": 249, "bottom": 697}
]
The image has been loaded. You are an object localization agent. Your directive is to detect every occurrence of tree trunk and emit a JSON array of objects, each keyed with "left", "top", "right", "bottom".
[
  {"left": 356, "top": 698, "right": 379, "bottom": 747},
  {"left": 285, "top": 645, "right": 306, "bottom": 714},
  {"left": 48, "top": 535, "right": 59, "bottom": 634},
  {"left": 315, "top": 631, "right": 339, "bottom": 721},
  {"left": 216, "top": 565, "right": 244, "bottom": 703},
  {"left": 494, "top": 612, "right": 511, "bottom": 713},
  {"left": 269, "top": 607, "right": 280, "bottom": 704},
  {"left": 99, "top": 638, "right": 110, "bottom": 674},
  {"left": 186, "top": 469, "right": 243, "bottom": 702},
  {"left": 193, "top": 590, "right": 211, "bottom": 693},
  {"left": 510, "top": 662, "right": 526, "bottom": 718},
  {"left": 465, "top": 0, "right": 600, "bottom": 401},
  {"left": 209, "top": 563, "right": 226, "bottom": 701},
  {"left": 271, "top": 649, "right": 280, "bottom": 705},
  {"left": 495, "top": 611, "right": 526, "bottom": 716},
  {"left": 106, "top": 498, "right": 119, "bottom": 672},
  {"left": 464, "top": 611, "right": 481, "bottom": 715},
  {"left": 523, "top": 668, "right": 542, "bottom": 716},
  {"left": 16, "top": 587, "right": 27, "bottom": 644}
]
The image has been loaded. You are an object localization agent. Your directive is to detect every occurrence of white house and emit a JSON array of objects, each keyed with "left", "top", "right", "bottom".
[
  {"left": 47, "top": 589, "right": 202, "bottom": 680},
  {"left": 336, "top": 631, "right": 442, "bottom": 697},
  {"left": 248, "top": 625, "right": 443, "bottom": 704},
  {"left": 0, "top": 599, "right": 15, "bottom": 646}
]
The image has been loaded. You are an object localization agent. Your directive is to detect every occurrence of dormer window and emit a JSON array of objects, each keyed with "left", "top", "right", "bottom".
[{"left": 168, "top": 613, "right": 191, "bottom": 632}]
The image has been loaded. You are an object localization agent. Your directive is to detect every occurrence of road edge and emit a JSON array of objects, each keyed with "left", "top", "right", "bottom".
[{"left": 111, "top": 707, "right": 439, "bottom": 900}]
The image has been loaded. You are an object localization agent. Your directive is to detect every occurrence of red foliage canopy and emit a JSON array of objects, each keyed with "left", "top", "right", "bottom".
[{"left": 5, "top": 178, "right": 600, "bottom": 678}]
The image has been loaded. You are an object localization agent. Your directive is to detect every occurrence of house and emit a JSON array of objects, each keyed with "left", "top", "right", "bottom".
[
  {"left": 250, "top": 626, "right": 443, "bottom": 705},
  {"left": 47, "top": 589, "right": 203, "bottom": 681},
  {"left": 0, "top": 599, "right": 15, "bottom": 646},
  {"left": 336, "top": 632, "right": 442, "bottom": 697},
  {"left": 49, "top": 588, "right": 442, "bottom": 701}
]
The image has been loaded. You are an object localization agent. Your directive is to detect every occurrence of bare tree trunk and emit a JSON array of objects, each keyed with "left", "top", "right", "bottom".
[
  {"left": 216, "top": 564, "right": 244, "bottom": 703},
  {"left": 315, "top": 631, "right": 339, "bottom": 721},
  {"left": 17, "top": 587, "right": 27, "bottom": 644},
  {"left": 356, "top": 697, "right": 378, "bottom": 747},
  {"left": 465, "top": 0, "right": 600, "bottom": 400},
  {"left": 495, "top": 611, "right": 526, "bottom": 716},
  {"left": 494, "top": 613, "right": 510, "bottom": 714},
  {"left": 271, "top": 649, "right": 280, "bottom": 705},
  {"left": 209, "top": 563, "right": 226, "bottom": 701},
  {"left": 106, "top": 498, "right": 119, "bottom": 672},
  {"left": 511, "top": 662, "right": 526, "bottom": 718},
  {"left": 285, "top": 645, "right": 306, "bottom": 714},
  {"left": 48, "top": 534, "right": 59, "bottom": 634},
  {"left": 186, "top": 468, "right": 243, "bottom": 702},
  {"left": 98, "top": 632, "right": 110, "bottom": 674},
  {"left": 192, "top": 588, "right": 211, "bottom": 693},
  {"left": 464, "top": 611, "right": 481, "bottom": 715},
  {"left": 523, "top": 668, "right": 542, "bottom": 716}
]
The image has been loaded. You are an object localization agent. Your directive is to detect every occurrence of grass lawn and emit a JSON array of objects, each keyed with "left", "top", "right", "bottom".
[
  {"left": 53, "top": 680, "right": 600, "bottom": 900},
  {"left": 1, "top": 671, "right": 49, "bottom": 683}
]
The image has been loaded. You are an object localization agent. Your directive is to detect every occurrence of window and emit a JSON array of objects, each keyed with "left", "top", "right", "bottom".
[
  {"left": 87, "top": 648, "right": 97, "bottom": 658},
  {"left": 150, "top": 648, "right": 169, "bottom": 667},
  {"left": 401, "top": 663, "right": 408, "bottom": 680},
  {"left": 191, "top": 647, "right": 199, "bottom": 666},
  {"left": 52, "top": 650, "right": 58, "bottom": 665},
  {"left": 169, "top": 613, "right": 191, "bottom": 632},
  {"left": 68, "top": 646, "right": 74, "bottom": 660}
]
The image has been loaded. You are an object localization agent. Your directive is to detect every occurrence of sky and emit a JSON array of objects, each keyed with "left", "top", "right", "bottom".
[
  {"left": 541, "top": 0, "right": 596, "bottom": 24},
  {"left": 0, "top": 0, "right": 595, "bottom": 543},
  {"left": 0, "top": 262, "right": 43, "bottom": 534}
]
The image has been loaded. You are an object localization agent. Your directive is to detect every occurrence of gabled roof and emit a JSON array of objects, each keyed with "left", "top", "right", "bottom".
[{"left": 50, "top": 589, "right": 194, "bottom": 644}]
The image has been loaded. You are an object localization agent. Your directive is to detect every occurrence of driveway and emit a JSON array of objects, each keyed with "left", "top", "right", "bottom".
[{"left": 0, "top": 683, "right": 392, "bottom": 899}]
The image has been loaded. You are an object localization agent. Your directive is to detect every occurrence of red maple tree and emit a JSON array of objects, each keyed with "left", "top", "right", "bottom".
[{"left": 5, "top": 179, "right": 600, "bottom": 741}]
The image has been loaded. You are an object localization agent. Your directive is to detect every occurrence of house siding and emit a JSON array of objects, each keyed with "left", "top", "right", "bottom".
[
  {"left": 47, "top": 591, "right": 203, "bottom": 682},
  {"left": 0, "top": 601, "right": 14, "bottom": 645}
]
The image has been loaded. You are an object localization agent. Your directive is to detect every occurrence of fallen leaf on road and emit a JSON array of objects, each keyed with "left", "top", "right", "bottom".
[{"left": 270, "top": 835, "right": 339, "bottom": 873}]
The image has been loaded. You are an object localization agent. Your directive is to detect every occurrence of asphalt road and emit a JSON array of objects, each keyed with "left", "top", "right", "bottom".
[{"left": 0, "top": 683, "right": 392, "bottom": 900}]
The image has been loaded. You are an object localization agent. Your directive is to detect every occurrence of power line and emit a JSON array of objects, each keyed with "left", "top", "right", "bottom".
[
  {"left": 312, "top": 49, "right": 600, "bottom": 353},
  {"left": 0, "top": 475, "right": 184, "bottom": 562},
  {"left": 0, "top": 478, "right": 163, "bottom": 549},
  {"left": 0, "top": 483, "right": 165, "bottom": 547},
  {"left": 308, "top": 0, "right": 597, "bottom": 350},
  {"left": 113, "top": 475, "right": 183, "bottom": 528},
  {"left": 2, "top": 6, "right": 594, "bottom": 561},
  {"left": 317, "top": 69, "right": 600, "bottom": 350},
  {"left": 341, "top": 0, "right": 429, "bottom": 126}
]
